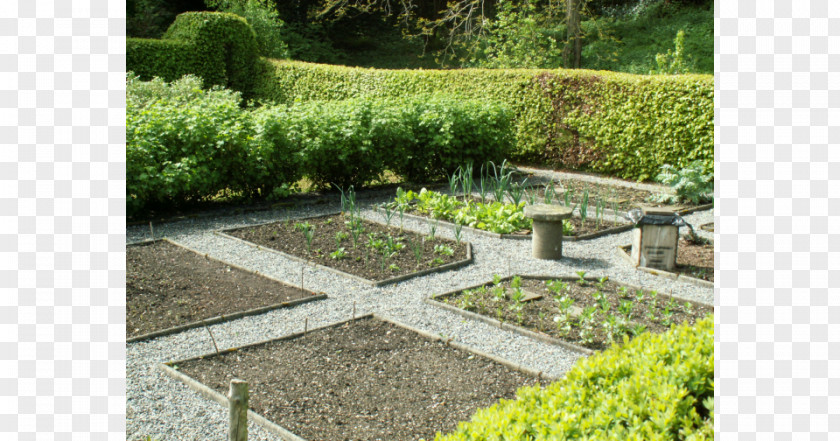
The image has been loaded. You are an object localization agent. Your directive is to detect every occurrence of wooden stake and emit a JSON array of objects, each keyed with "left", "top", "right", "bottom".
[
  {"left": 228, "top": 379, "right": 249, "bottom": 441},
  {"left": 304, "top": 318, "right": 308, "bottom": 335},
  {"left": 202, "top": 320, "right": 220, "bottom": 355},
  {"left": 149, "top": 221, "right": 154, "bottom": 241}
]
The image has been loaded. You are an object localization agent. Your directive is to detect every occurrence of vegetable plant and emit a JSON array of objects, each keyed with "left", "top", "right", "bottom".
[
  {"left": 330, "top": 247, "right": 347, "bottom": 260},
  {"left": 649, "top": 160, "right": 713, "bottom": 205}
]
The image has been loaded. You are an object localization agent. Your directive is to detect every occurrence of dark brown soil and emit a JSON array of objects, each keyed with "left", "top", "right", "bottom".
[
  {"left": 676, "top": 237, "right": 714, "bottom": 282},
  {"left": 439, "top": 276, "right": 713, "bottom": 351},
  {"left": 225, "top": 213, "right": 468, "bottom": 282},
  {"left": 620, "top": 237, "right": 714, "bottom": 282},
  {"left": 127, "top": 241, "right": 316, "bottom": 338},
  {"left": 534, "top": 178, "right": 703, "bottom": 212},
  {"left": 176, "top": 317, "right": 538, "bottom": 441}
]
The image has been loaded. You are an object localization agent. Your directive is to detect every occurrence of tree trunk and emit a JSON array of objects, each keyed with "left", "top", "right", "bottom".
[{"left": 564, "top": 0, "right": 581, "bottom": 68}]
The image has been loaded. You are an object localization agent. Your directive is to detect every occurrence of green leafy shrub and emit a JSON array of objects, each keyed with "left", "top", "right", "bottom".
[
  {"left": 127, "top": 75, "right": 510, "bottom": 213},
  {"left": 434, "top": 316, "right": 713, "bottom": 440},
  {"left": 204, "top": 0, "right": 290, "bottom": 60},
  {"left": 252, "top": 60, "right": 713, "bottom": 181},
  {"left": 127, "top": 12, "right": 260, "bottom": 96},
  {"left": 283, "top": 96, "right": 512, "bottom": 188},
  {"left": 163, "top": 11, "right": 259, "bottom": 95},
  {"left": 126, "top": 74, "right": 256, "bottom": 215},
  {"left": 649, "top": 160, "right": 713, "bottom": 204},
  {"left": 126, "top": 38, "right": 197, "bottom": 83}
]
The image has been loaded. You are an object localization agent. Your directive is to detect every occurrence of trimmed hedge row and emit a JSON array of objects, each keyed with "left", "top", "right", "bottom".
[
  {"left": 127, "top": 12, "right": 259, "bottom": 96},
  {"left": 434, "top": 316, "right": 714, "bottom": 440},
  {"left": 252, "top": 59, "right": 713, "bottom": 181},
  {"left": 126, "top": 75, "right": 512, "bottom": 215},
  {"left": 126, "top": 11, "right": 713, "bottom": 181}
]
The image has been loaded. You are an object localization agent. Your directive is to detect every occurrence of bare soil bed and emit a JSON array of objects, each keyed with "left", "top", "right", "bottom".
[
  {"left": 620, "top": 237, "right": 714, "bottom": 282},
  {"left": 224, "top": 213, "right": 469, "bottom": 282},
  {"left": 175, "top": 317, "right": 539, "bottom": 441},
  {"left": 436, "top": 276, "right": 713, "bottom": 352},
  {"left": 127, "top": 240, "right": 317, "bottom": 339},
  {"left": 532, "top": 177, "right": 706, "bottom": 213}
]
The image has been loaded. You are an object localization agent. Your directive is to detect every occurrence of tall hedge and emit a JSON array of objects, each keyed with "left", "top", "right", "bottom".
[
  {"left": 125, "top": 39, "right": 196, "bottom": 82},
  {"left": 126, "top": 12, "right": 259, "bottom": 97},
  {"left": 434, "top": 316, "right": 714, "bottom": 440},
  {"left": 252, "top": 59, "right": 713, "bottom": 181}
]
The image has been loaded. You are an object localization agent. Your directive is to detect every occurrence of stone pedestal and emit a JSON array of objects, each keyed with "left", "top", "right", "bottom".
[
  {"left": 524, "top": 204, "right": 574, "bottom": 260},
  {"left": 630, "top": 207, "right": 679, "bottom": 271}
]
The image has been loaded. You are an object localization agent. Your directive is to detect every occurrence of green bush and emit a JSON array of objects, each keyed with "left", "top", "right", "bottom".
[
  {"left": 126, "top": 75, "right": 512, "bottom": 213},
  {"left": 204, "top": 0, "right": 291, "bottom": 60},
  {"left": 126, "top": 12, "right": 260, "bottom": 96},
  {"left": 280, "top": 95, "right": 512, "bottom": 188},
  {"left": 434, "top": 316, "right": 713, "bottom": 440},
  {"left": 253, "top": 60, "right": 713, "bottom": 181},
  {"left": 163, "top": 11, "right": 259, "bottom": 95},
  {"left": 126, "top": 75, "right": 255, "bottom": 215},
  {"left": 126, "top": 38, "right": 197, "bottom": 82}
]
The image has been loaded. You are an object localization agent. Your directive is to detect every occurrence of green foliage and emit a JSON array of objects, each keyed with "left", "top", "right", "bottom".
[
  {"left": 254, "top": 60, "right": 713, "bottom": 181},
  {"left": 652, "top": 29, "right": 690, "bottom": 75},
  {"left": 649, "top": 160, "right": 713, "bottom": 204},
  {"left": 204, "top": 0, "right": 290, "bottom": 60},
  {"left": 126, "top": 74, "right": 256, "bottom": 215},
  {"left": 127, "top": 11, "right": 259, "bottom": 96},
  {"left": 581, "top": 0, "right": 713, "bottom": 75},
  {"left": 126, "top": 38, "right": 197, "bottom": 83},
  {"left": 398, "top": 188, "right": 532, "bottom": 235},
  {"left": 282, "top": 95, "right": 512, "bottom": 188},
  {"left": 434, "top": 316, "right": 714, "bottom": 440},
  {"left": 127, "top": 75, "right": 509, "bottom": 214},
  {"left": 464, "top": 0, "right": 564, "bottom": 69},
  {"left": 163, "top": 12, "right": 259, "bottom": 95}
]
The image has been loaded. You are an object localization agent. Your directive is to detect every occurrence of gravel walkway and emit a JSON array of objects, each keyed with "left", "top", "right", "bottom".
[{"left": 127, "top": 173, "right": 714, "bottom": 441}]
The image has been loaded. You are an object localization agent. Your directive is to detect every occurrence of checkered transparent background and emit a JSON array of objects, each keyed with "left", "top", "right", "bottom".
[
  {"left": 716, "top": 0, "right": 840, "bottom": 438},
  {"left": 1, "top": 0, "right": 126, "bottom": 439},
  {"left": 0, "top": 0, "right": 836, "bottom": 438}
]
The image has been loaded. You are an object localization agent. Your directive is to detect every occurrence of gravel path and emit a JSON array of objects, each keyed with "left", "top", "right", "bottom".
[{"left": 127, "top": 174, "right": 714, "bottom": 441}]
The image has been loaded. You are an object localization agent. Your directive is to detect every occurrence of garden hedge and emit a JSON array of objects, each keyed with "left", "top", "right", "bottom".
[
  {"left": 126, "top": 12, "right": 259, "bottom": 96},
  {"left": 252, "top": 59, "right": 713, "bottom": 181},
  {"left": 126, "top": 74, "right": 512, "bottom": 215},
  {"left": 126, "top": 12, "right": 712, "bottom": 181},
  {"left": 433, "top": 316, "right": 714, "bottom": 440}
]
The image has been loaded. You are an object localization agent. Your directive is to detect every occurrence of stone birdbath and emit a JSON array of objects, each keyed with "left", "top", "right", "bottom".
[{"left": 524, "top": 204, "right": 574, "bottom": 260}]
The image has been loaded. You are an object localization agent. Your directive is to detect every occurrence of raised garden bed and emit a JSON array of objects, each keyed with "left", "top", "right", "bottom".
[
  {"left": 160, "top": 315, "right": 544, "bottom": 441},
  {"left": 127, "top": 239, "right": 325, "bottom": 342},
  {"left": 615, "top": 236, "right": 714, "bottom": 287},
  {"left": 427, "top": 275, "right": 713, "bottom": 353},
  {"left": 219, "top": 212, "right": 472, "bottom": 286},
  {"left": 380, "top": 188, "right": 633, "bottom": 241},
  {"left": 513, "top": 170, "right": 714, "bottom": 215}
]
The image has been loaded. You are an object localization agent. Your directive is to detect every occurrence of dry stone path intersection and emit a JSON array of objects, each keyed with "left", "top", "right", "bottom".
[{"left": 126, "top": 172, "right": 713, "bottom": 441}]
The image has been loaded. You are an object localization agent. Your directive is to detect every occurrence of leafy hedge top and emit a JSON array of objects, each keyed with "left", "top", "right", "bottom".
[
  {"left": 434, "top": 316, "right": 714, "bottom": 440},
  {"left": 253, "top": 59, "right": 713, "bottom": 181},
  {"left": 163, "top": 12, "right": 259, "bottom": 95}
]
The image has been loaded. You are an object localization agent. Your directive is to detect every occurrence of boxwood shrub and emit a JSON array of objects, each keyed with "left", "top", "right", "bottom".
[
  {"left": 126, "top": 12, "right": 259, "bottom": 97},
  {"left": 434, "top": 316, "right": 714, "bottom": 440}
]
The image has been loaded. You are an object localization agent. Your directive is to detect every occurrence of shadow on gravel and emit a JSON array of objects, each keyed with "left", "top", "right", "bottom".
[{"left": 559, "top": 256, "right": 611, "bottom": 269}]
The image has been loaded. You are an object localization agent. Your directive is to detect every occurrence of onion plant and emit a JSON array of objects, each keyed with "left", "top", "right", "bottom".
[{"left": 543, "top": 183, "right": 556, "bottom": 205}]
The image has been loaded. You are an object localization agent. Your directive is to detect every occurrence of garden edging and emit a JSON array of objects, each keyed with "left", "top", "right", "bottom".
[{"left": 127, "top": 237, "right": 327, "bottom": 343}]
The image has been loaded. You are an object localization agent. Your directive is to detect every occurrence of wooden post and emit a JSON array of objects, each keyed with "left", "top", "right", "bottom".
[{"left": 229, "top": 379, "right": 249, "bottom": 441}]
